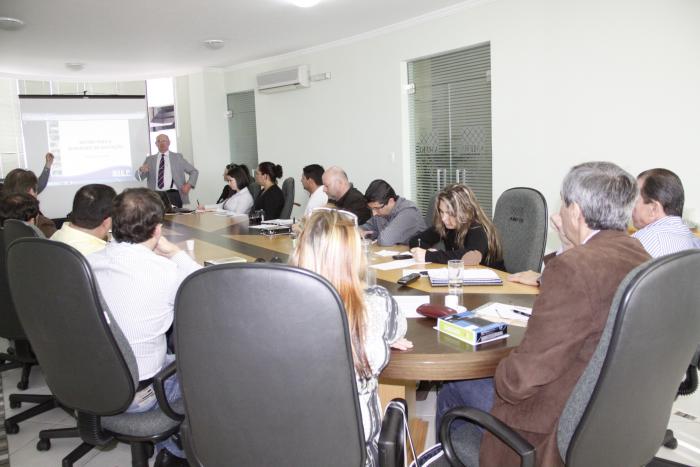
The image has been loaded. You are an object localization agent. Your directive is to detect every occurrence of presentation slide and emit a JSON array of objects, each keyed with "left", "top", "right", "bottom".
[{"left": 18, "top": 96, "right": 150, "bottom": 218}]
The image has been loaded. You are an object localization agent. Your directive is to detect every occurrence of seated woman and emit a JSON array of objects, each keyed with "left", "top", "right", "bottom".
[
  {"left": 252, "top": 161, "right": 284, "bottom": 220},
  {"left": 289, "top": 209, "right": 412, "bottom": 466},
  {"left": 202, "top": 165, "right": 254, "bottom": 215},
  {"left": 409, "top": 184, "right": 504, "bottom": 269}
]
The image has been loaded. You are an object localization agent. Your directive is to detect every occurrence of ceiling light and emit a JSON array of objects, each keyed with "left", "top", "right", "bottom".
[
  {"left": 65, "top": 62, "right": 85, "bottom": 71},
  {"left": 203, "top": 39, "right": 225, "bottom": 50},
  {"left": 0, "top": 17, "right": 24, "bottom": 31},
  {"left": 290, "top": 0, "right": 321, "bottom": 7}
]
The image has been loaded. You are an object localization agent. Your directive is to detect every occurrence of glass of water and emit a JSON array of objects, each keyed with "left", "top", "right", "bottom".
[{"left": 447, "top": 259, "right": 464, "bottom": 289}]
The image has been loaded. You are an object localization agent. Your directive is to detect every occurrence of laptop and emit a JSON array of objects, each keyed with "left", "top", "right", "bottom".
[{"left": 156, "top": 190, "right": 195, "bottom": 214}]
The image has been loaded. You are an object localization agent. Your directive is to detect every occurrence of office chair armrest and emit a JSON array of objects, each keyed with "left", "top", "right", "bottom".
[
  {"left": 153, "top": 360, "right": 185, "bottom": 422},
  {"left": 440, "top": 406, "right": 535, "bottom": 467},
  {"left": 378, "top": 398, "right": 407, "bottom": 467}
]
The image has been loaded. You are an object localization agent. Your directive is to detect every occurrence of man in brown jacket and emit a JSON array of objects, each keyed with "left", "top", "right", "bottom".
[{"left": 436, "top": 161, "right": 651, "bottom": 466}]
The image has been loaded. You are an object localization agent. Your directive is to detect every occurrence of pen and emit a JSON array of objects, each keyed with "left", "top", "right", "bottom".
[{"left": 512, "top": 309, "right": 531, "bottom": 318}]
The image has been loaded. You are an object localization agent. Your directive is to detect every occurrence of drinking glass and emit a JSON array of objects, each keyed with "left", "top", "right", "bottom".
[{"left": 447, "top": 259, "right": 464, "bottom": 289}]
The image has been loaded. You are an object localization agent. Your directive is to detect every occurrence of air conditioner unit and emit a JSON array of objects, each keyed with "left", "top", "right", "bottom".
[{"left": 256, "top": 65, "right": 310, "bottom": 93}]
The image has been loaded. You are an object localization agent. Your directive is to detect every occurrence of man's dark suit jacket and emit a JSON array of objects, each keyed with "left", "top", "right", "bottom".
[{"left": 480, "top": 230, "right": 651, "bottom": 467}]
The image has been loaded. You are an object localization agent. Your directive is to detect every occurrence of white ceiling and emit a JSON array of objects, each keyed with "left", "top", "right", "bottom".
[{"left": 0, "top": 0, "right": 474, "bottom": 81}]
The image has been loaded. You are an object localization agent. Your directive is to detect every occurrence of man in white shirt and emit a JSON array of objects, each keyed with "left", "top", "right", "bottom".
[
  {"left": 631, "top": 168, "right": 700, "bottom": 257},
  {"left": 88, "top": 188, "right": 200, "bottom": 465},
  {"left": 301, "top": 164, "right": 328, "bottom": 217},
  {"left": 51, "top": 184, "right": 116, "bottom": 256}
]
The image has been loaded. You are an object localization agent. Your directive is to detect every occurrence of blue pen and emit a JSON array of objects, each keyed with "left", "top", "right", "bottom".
[{"left": 512, "top": 309, "right": 531, "bottom": 318}]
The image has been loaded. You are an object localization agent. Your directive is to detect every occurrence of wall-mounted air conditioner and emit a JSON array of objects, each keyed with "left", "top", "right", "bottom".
[{"left": 256, "top": 65, "right": 310, "bottom": 93}]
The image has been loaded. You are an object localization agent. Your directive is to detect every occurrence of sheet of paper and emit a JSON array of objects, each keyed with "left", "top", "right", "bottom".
[
  {"left": 375, "top": 249, "right": 401, "bottom": 257},
  {"left": 427, "top": 268, "right": 501, "bottom": 281},
  {"left": 392, "top": 295, "right": 430, "bottom": 318},
  {"left": 472, "top": 302, "right": 532, "bottom": 326},
  {"left": 370, "top": 258, "right": 424, "bottom": 270}
]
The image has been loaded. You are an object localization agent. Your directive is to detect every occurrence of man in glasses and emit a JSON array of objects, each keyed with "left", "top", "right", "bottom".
[
  {"left": 322, "top": 166, "right": 371, "bottom": 225},
  {"left": 361, "top": 179, "right": 426, "bottom": 246}
]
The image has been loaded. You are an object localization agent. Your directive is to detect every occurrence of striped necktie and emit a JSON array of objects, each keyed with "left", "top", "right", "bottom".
[{"left": 157, "top": 154, "right": 165, "bottom": 189}]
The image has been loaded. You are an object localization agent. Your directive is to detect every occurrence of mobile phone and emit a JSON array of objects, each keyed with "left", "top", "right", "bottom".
[
  {"left": 392, "top": 253, "right": 414, "bottom": 260},
  {"left": 397, "top": 272, "right": 421, "bottom": 286}
]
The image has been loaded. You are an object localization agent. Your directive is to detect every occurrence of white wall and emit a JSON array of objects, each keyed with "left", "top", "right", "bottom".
[
  {"left": 185, "top": 70, "right": 231, "bottom": 206},
  {"left": 219, "top": 0, "right": 700, "bottom": 247}
]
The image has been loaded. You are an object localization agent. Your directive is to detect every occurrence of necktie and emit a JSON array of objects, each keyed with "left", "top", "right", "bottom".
[{"left": 157, "top": 154, "right": 165, "bottom": 189}]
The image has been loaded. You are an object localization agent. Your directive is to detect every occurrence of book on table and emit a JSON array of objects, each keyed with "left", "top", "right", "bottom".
[
  {"left": 437, "top": 310, "right": 508, "bottom": 345},
  {"left": 203, "top": 256, "right": 247, "bottom": 266},
  {"left": 427, "top": 268, "right": 503, "bottom": 286}
]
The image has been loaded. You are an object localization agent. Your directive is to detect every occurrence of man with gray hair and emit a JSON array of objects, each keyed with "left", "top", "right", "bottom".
[
  {"left": 435, "top": 162, "right": 650, "bottom": 467},
  {"left": 322, "top": 166, "right": 371, "bottom": 224}
]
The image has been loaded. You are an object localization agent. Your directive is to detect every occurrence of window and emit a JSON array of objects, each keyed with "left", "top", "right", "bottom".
[{"left": 408, "top": 42, "right": 493, "bottom": 217}]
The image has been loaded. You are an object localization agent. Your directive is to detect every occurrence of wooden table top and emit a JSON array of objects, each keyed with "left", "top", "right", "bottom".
[{"left": 163, "top": 212, "right": 539, "bottom": 381}]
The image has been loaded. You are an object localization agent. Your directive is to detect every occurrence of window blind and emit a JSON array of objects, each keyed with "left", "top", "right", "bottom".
[{"left": 408, "top": 42, "right": 493, "bottom": 218}]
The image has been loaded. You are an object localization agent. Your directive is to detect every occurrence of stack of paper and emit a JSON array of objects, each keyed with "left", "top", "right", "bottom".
[{"left": 427, "top": 268, "right": 503, "bottom": 286}]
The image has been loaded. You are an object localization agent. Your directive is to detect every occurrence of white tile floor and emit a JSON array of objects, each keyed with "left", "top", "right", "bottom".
[
  {"left": 4, "top": 365, "right": 700, "bottom": 466},
  {"left": 2, "top": 366, "right": 151, "bottom": 467}
]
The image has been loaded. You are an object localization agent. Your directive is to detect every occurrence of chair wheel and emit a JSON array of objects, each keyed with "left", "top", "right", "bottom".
[
  {"left": 37, "top": 439, "right": 51, "bottom": 451},
  {"left": 5, "top": 421, "right": 19, "bottom": 434},
  {"left": 664, "top": 438, "right": 678, "bottom": 449},
  {"left": 10, "top": 400, "right": 21, "bottom": 409},
  {"left": 17, "top": 380, "right": 28, "bottom": 390}
]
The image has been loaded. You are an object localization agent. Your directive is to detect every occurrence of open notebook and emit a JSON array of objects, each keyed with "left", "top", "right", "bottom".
[{"left": 427, "top": 268, "right": 502, "bottom": 286}]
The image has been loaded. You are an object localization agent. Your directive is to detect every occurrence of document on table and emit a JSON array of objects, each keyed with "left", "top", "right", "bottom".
[
  {"left": 371, "top": 258, "right": 427, "bottom": 270},
  {"left": 262, "top": 219, "right": 294, "bottom": 225},
  {"left": 472, "top": 302, "right": 532, "bottom": 326},
  {"left": 375, "top": 250, "right": 401, "bottom": 257},
  {"left": 392, "top": 295, "right": 430, "bottom": 318}
]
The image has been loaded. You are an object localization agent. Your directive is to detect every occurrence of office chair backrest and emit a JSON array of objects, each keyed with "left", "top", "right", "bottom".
[
  {"left": 3, "top": 219, "right": 44, "bottom": 244},
  {"left": 7, "top": 238, "right": 138, "bottom": 415},
  {"left": 492, "top": 187, "right": 547, "bottom": 273},
  {"left": 175, "top": 264, "right": 365, "bottom": 467},
  {"left": 248, "top": 182, "right": 261, "bottom": 204},
  {"left": 280, "top": 176, "right": 295, "bottom": 219},
  {"left": 558, "top": 249, "right": 700, "bottom": 467},
  {"left": 0, "top": 228, "right": 24, "bottom": 339}
]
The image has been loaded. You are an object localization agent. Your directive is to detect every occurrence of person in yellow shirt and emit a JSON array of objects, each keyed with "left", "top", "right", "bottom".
[{"left": 51, "top": 184, "right": 116, "bottom": 256}]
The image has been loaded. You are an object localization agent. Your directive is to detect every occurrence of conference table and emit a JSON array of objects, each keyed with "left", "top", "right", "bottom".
[{"left": 162, "top": 211, "right": 539, "bottom": 451}]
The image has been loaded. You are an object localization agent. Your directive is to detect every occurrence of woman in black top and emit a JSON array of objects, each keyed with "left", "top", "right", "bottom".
[
  {"left": 253, "top": 161, "right": 284, "bottom": 220},
  {"left": 409, "top": 184, "right": 504, "bottom": 269}
]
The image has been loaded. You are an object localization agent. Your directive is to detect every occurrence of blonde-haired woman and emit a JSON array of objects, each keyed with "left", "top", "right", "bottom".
[
  {"left": 289, "top": 209, "right": 412, "bottom": 466},
  {"left": 409, "top": 184, "right": 504, "bottom": 269}
]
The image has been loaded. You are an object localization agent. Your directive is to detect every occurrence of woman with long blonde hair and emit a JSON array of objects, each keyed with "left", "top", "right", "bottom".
[
  {"left": 409, "top": 184, "right": 504, "bottom": 269},
  {"left": 290, "top": 209, "right": 411, "bottom": 466}
]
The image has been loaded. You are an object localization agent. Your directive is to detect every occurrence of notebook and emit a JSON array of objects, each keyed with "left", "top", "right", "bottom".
[{"left": 427, "top": 268, "right": 503, "bottom": 286}]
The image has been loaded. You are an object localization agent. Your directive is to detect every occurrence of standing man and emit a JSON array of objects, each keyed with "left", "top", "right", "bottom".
[
  {"left": 631, "top": 168, "right": 700, "bottom": 257},
  {"left": 51, "top": 184, "right": 116, "bottom": 255},
  {"left": 361, "top": 179, "right": 426, "bottom": 246},
  {"left": 88, "top": 188, "right": 200, "bottom": 466},
  {"left": 322, "top": 166, "right": 371, "bottom": 224},
  {"left": 37, "top": 152, "right": 54, "bottom": 194},
  {"left": 301, "top": 164, "right": 328, "bottom": 217},
  {"left": 135, "top": 134, "right": 199, "bottom": 205},
  {"left": 437, "top": 162, "right": 650, "bottom": 466}
]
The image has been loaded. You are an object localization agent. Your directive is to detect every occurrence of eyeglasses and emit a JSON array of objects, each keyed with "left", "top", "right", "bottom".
[
  {"left": 368, "top": 202, "right": 387, "bottom": 212},
  {"left": 311, "top": 207, "right": 358, "bottom": 226}
]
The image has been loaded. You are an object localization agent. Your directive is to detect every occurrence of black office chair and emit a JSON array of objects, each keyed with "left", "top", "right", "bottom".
[
  {"left": 7, "top": 238, "right": 184, "bottom": 467},
  {"left": 662, "top": 345, "right": 700, "bottom": 450},
  {"left": 174, "top": 263, "right": 406, "bottom": 466},
  {"left": 1, "top": 220, "right": 61, "bottom": 435},
  {"left": 492, "top": 187, "right": 548, "bottom": 274},
  {"left": 280, "top": 176, "right": 295, "bottom": 219},
  {"left": 439, "top": 249, "right": 700, "bottom": 466}
]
